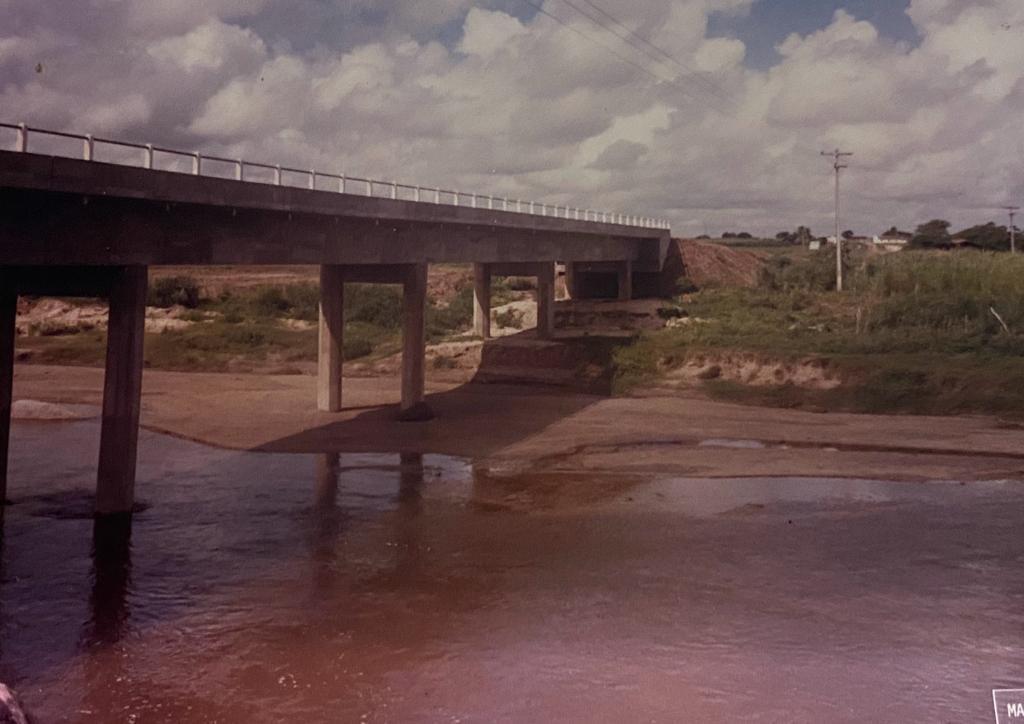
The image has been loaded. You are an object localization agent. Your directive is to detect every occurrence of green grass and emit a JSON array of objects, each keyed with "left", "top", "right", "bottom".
[{"left": 615, "top": 249, "right": 1024, "bottom": 418}]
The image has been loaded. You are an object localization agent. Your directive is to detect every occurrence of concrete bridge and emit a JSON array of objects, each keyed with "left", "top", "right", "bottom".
[{"left": 0, "top": 122, "right": 671, "bottom": 517}]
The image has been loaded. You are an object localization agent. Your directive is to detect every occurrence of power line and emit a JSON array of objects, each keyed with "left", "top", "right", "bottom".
[
  {"left": 514, "top": 0, "right": 728, "bottom": 111},
  {"left": 821, "top": 148, "right": 853, "bottom": 292},
  {"left": 571, "top": 0, "right": 736, "bottom": 109},
  {"left": 1004, "top": 205, "right": 1020, "bottom": 253}
]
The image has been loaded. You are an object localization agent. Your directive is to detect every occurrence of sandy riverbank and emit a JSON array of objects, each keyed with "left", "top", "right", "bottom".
[{"left": 11, "top": 364, "right": 1024, "bottom": 483}]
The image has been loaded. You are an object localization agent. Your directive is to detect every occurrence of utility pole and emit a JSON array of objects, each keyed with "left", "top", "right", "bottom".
[
  {"left": 821, "top": 149, "right": 853, "bottom": 291},
  {"left": 1004, "top": 205, "right": 1020, "bottom": 254}
]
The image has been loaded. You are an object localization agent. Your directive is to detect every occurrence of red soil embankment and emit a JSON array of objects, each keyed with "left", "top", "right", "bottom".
[{"left": 661, "top": 238, "right": 763, "bottom": 290}]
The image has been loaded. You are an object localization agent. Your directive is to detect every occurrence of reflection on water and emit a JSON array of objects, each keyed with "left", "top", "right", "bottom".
[
  {"left": 2, "top": 419, "right": 1024, "bottom": 722},
  {"left": 82, "top": 516, "right": 133, "bottom": 651}
]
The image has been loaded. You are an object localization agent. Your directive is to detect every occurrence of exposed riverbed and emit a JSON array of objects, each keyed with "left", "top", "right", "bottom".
[{"left": 2, "top": 417, "right": 1023, "bottom": 722}]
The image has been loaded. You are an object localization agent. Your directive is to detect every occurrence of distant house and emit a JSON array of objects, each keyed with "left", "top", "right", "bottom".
[{"left": 874, "top": 229, "right": 912, "bottom": 252}]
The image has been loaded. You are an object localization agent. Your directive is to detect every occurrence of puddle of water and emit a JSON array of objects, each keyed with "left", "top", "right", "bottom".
[
  {"left": 698, "top": 438, "right": 768, "bottom": 450},
  {"left": 625, "top": 475, "right": 993, "bottom": 517},
  {"left": 2, "top": 419, "right": 1023, "bottom": 723}
]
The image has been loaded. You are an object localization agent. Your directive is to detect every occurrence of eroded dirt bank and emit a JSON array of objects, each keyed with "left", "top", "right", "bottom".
[{"left": 12, "top": 364, "right": 1024, "bottom": 483}]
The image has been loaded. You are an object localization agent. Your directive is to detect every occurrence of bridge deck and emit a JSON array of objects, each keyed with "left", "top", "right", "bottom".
[{"left": 0, "top": 151, "right": 669, "bottom": 270}]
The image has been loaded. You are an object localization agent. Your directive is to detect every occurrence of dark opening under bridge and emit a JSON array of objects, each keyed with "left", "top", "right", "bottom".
[{"left": 0, "top": 122, "right": 671, "bottom": 516}]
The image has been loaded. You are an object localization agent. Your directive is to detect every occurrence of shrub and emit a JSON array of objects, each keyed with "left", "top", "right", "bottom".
[
  {"left": 149, "top": 276, "right": 201, "bottom": 308},
  {"left": 343, "top": 335, "right": 374, "bottom": 360},
  {"left": 506, "top": 276, "right": 536, "bottom": 291},
  {"left": 253, "top": 287, "right": 291, "bottom": 316},
  {"left": 426, "top": 285, "right": 475, "bottom": 340},
  {"left": 346, "top": 284, "right": 403, "bottom": 329},
  {"left": 494, "top": 308, "right": 523, "bottom": 329}
]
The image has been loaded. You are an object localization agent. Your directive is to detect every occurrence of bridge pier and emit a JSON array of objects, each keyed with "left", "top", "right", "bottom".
[
  {"left": 401, "top": 263, "right": 428, "bottom": 416},
  {"left": 487, "top": 261, "right": 557, "bottom": 339},
  {"left": 564, "top": 261, "right": 579, "bottom": 300},
  {"left": 473, "top": 263, "right": 491, "bottom": 339},
  {"left": 96, "top": 266, "right": 148, "bottom": 516},
  {"left": 317, "top": 265, "right": 345, "bottom": 412},
  {"left": 536, "top": 262, "right": 555, "bottom": 338},
  {"left": 617, "top": 260, "right": 633, "bottom": 301},
  {"left": 0, "top": 278, "right": 15, "bottom": 506}
]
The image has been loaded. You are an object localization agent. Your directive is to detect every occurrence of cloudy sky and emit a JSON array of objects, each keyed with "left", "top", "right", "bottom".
[{"left": 2, "top": 0, "right": 1021, "bottom": 236}]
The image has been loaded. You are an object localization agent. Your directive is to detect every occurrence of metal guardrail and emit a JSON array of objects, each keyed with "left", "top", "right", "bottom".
[{"left": 1, "top": 121, "right": 669, "bottom": 230}]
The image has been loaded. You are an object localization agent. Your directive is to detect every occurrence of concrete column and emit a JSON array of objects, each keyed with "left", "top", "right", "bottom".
[
  {"left": 472, "top": 263, "right": 491, "bottom": 339},
  {"left": 400, "top": 263, "right": 428, "bottom": 415},
  {"left": 0, "top": 281, "right": 15, "bottom": 506},
  {"left": 317, "top": 265, "right": 345, "bottom": 412},
  {"left": 536, "top": 262, "right": 555, "bottom": 339},
  {"left": 564, "top": 262, "right": 579, "bottom": 300},
  {"left": 96, "top": 266, "right": 147, "bottom": 516},
  {"left": 617, "top": 260, "right": 633, "bottom": 301}
]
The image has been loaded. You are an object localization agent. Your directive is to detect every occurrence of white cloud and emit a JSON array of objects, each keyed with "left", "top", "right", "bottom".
[
  {"left": 1, "top": 0, "right": 1022, "bottom": 236},
  {"left": 149, "top": 19, "right": 267, "bottom": 73}
]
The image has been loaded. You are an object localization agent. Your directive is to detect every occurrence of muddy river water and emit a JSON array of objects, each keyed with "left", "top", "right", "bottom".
[{"left": 2, "top": 417, "right": 1024, "bottom": 722}]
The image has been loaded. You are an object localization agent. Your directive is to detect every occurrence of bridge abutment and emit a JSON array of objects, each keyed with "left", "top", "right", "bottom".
[
  {"left": 566, "top": 261, "right": 635, "bottom": 301},
  {"left": 96, "top": 265, "right": 148, "bottom": 516}
]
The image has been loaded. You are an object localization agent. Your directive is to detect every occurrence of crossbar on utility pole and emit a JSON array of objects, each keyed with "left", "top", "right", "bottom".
[
  {"left": 821, "top": 149, "right": 853, "bottom": 291},
  {"left": 1004, "top": 206, "right": 1020, "bottom": 254}
]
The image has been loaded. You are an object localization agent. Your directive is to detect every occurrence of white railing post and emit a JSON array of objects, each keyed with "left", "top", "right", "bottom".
[
  {"left": 435, "top": 187, "right": 441, "bottom": 204},
  {"left": 453, "top": 192, "right": 459, "bottom": 206},
  {"left": 144, "top": 144, "right": 154, "bottom": 169},
  {"left": 309, "top": 170, "right": 316, "bottom": 190},
  {"left": 235, "top": 160, "right": 243, "bottom": 181},
  {"left": 274, "top": 165, "right": 282, "bottom": 185},
  {"left": 82, "top": 134, "right": 94, "bottom": 161},
  {"left": 15, "top": 123, "right": 27, "bottom": 152},
  {"left": 414, "top": 186, "right": 421, "bottom": 202},
  {"left": 366, "top": 180, "right": 372, "bottom": 196},
  {"left": 487, "top": 195, "right": 493, "bottom": 210},
  {"left": 471, "top": 193, "right": 477, "bottom": 208},
  {"left": 339, "top": 174, "right": 346, "bottom": 193},
  {"left": 192, "top": 152, "right": 201, "bottom": 175},
  {"left": 391, "top": 181, "right": 397, "bottom": 200}
]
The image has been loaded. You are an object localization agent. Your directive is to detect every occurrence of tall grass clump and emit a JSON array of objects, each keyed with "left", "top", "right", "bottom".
[
  {"left": 149, "top": 276, "right": 201, "bottom": 308},
  {"left": 851, "top": 251, "right": 1024, "bottom": 349}
]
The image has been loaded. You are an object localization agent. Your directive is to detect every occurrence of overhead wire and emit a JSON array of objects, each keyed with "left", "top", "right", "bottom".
[
  {"left": 571, "top": 0, "right": 737, "bottom": 108},
  {"left": 513, "top": 0, "right": 730, "bottom": 112}
]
